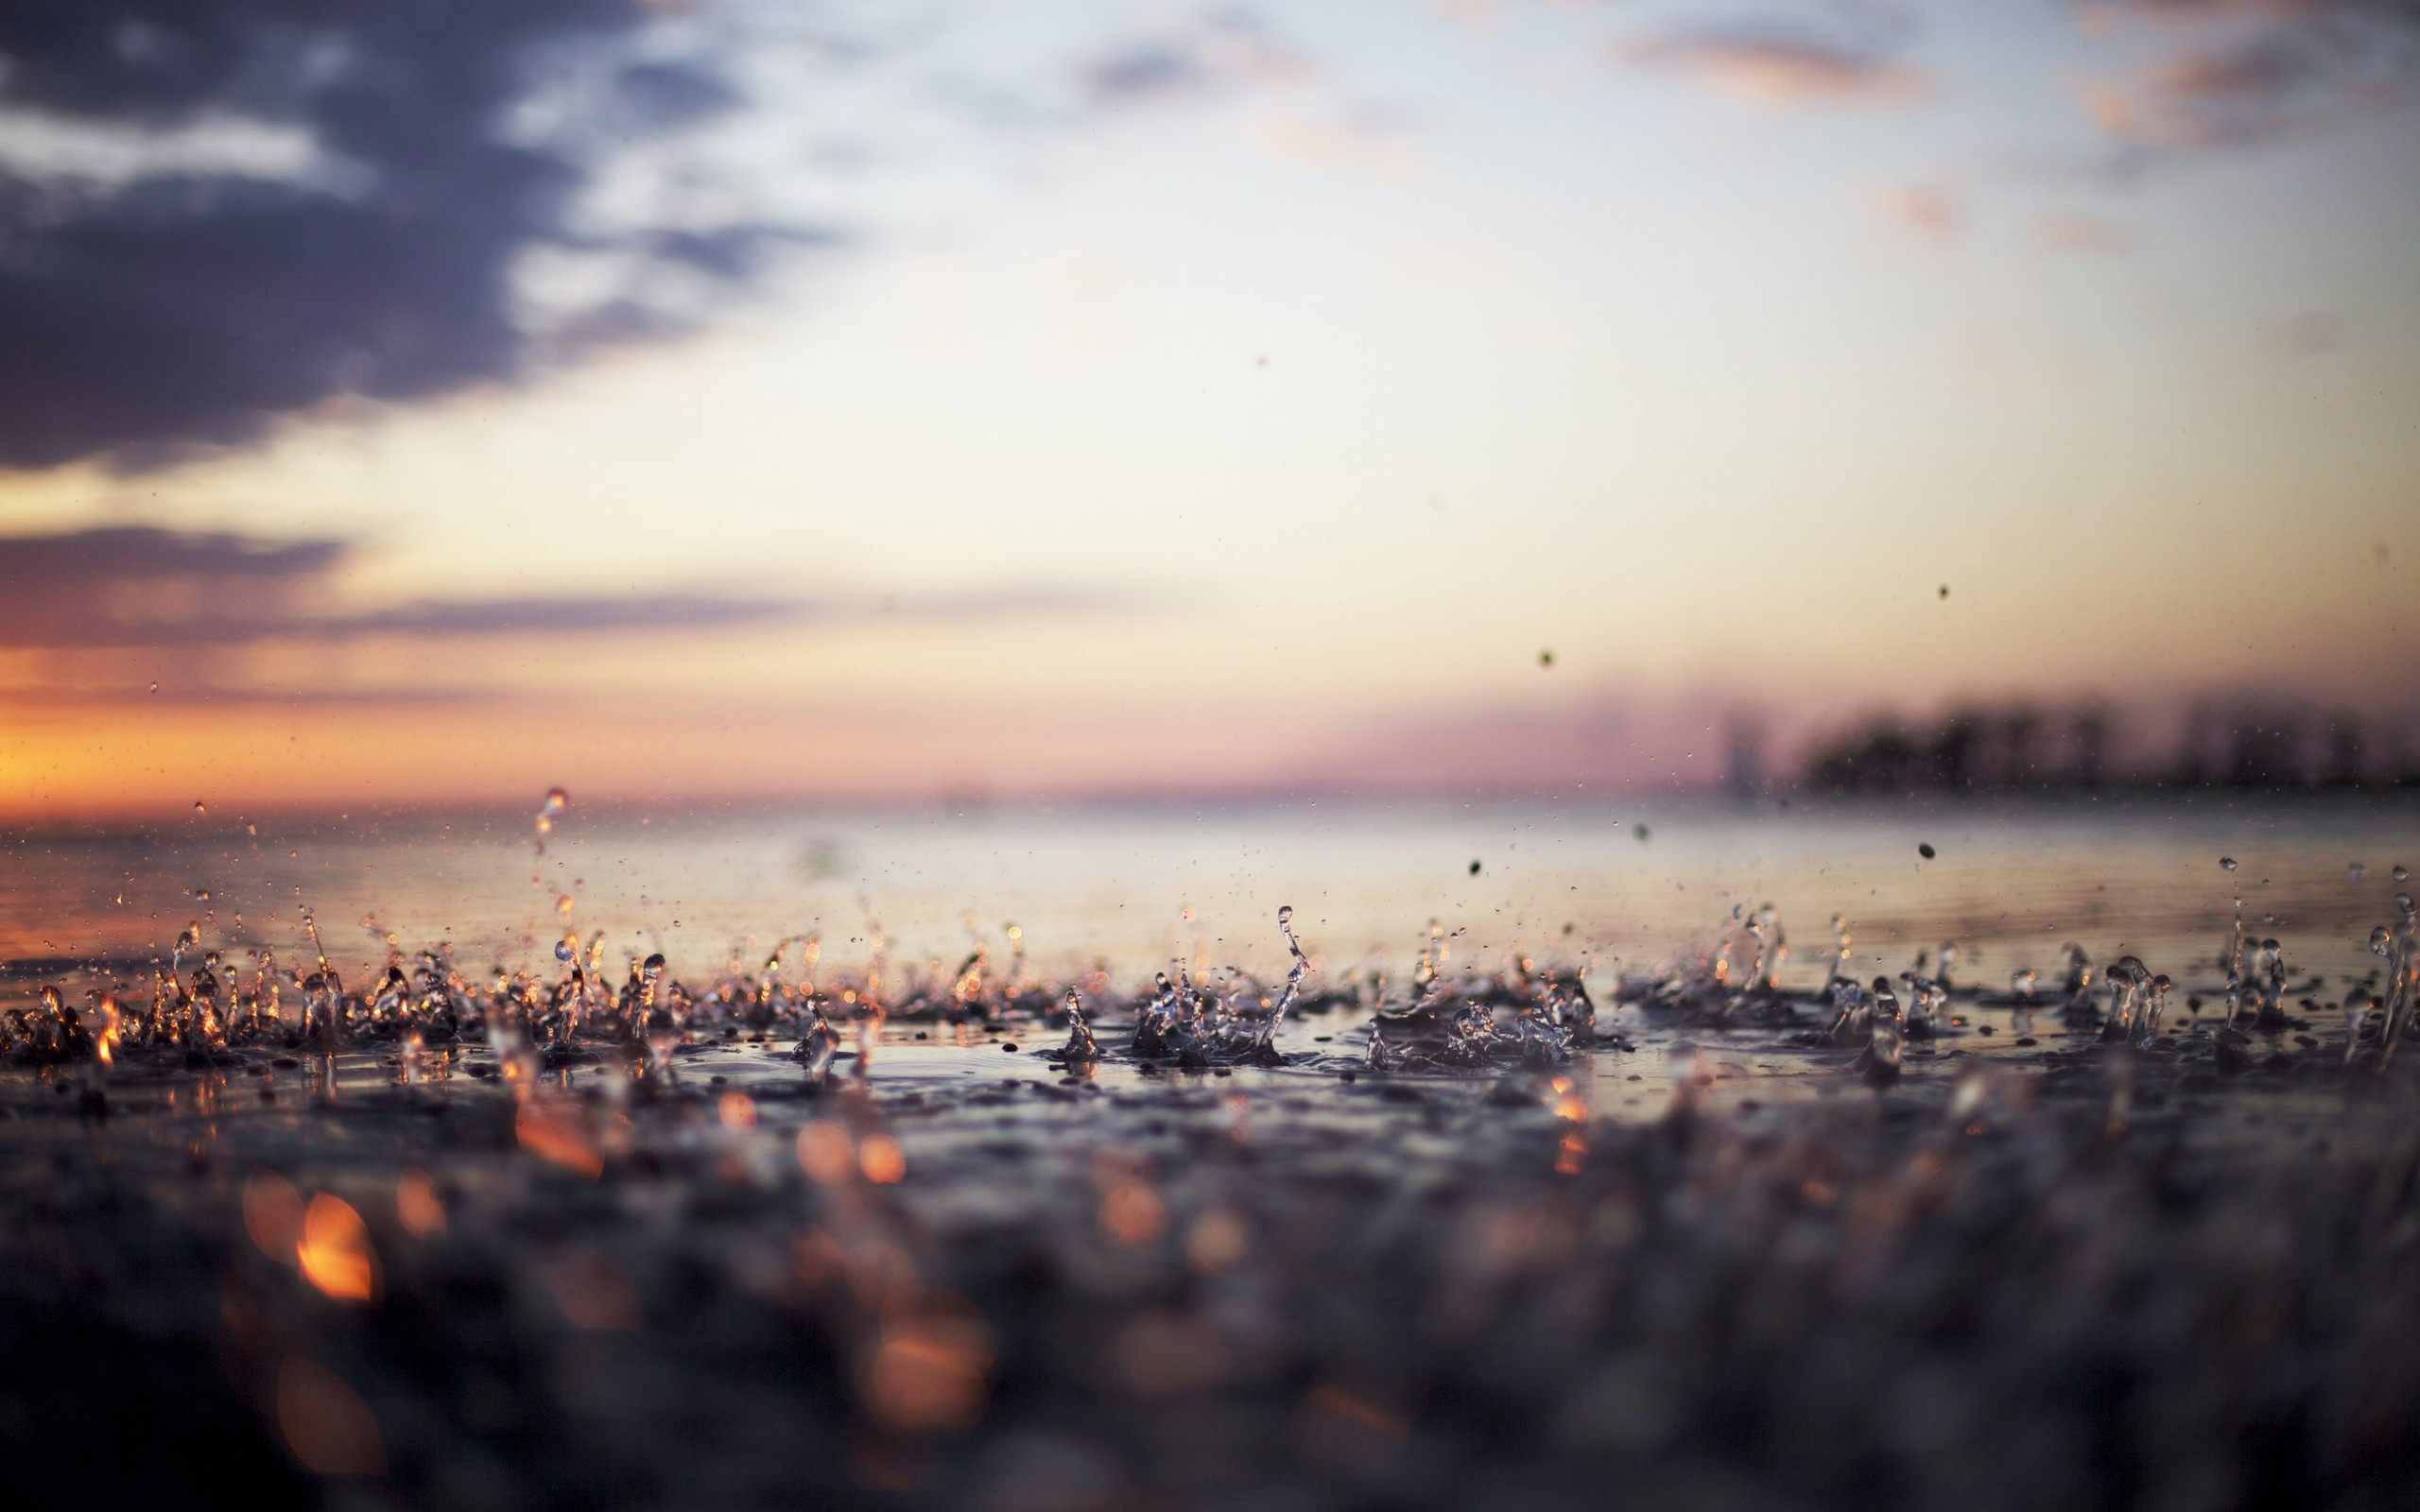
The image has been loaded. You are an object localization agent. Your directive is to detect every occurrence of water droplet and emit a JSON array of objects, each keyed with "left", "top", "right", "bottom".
[
  {"left": 193, "top": 800, "right": 206, "bottom": 816},
  {"left": 554, "top": 939, "right": 576, "bottom": 963},
  {"left": 533, "top": 787, "right": 570, "bottom": 850},
  {"left": 1537, "top": 648, "right": 1554, "bottom": 668},
  {"left": 1918, "top": 842, "right": 1936, "bottom": 860},
  {"left": 2350, "top": 863, "right": 2368, "bottom": 883},
  {"left": 2396, "top": 866, "right": 2410, "bottom": 884},
  {"left": 1277, "top": 904, "right": 1293, "bottom": 927},
  {"left": 2220, "top": 856, "right": 2238, "bottom": 871},
  {"left": 148, "top": 681, "right": 159, "bottom": 694},
  {"left": 1468, "top": 859, "right": 1482, "bottom": 875}
]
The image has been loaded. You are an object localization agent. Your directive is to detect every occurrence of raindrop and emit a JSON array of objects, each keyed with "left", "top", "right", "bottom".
[
  {"left": 534, "top": 786, "right": 571, "bottom": 849},
  {"left": 1538, "top": 649, "right": 1554, "bottom": 669},
  {"left": 1469, "top": 859, "right": 1482, "bottom": 875},
  {"left": 1918, "top": 843, "right": 1937, "bottom": 860},
  {"left": 193, "top": 801, "right": 206, "bottom": 816},
  {"left": 2220, "top": 857, "right": 2238, "bottom": 872},
  {"left": 2350, "top": 863, "right": 2368, "bottom": 883},
  {"left": 2396, "top": 866, "right": 2411, "bottom": 884}
]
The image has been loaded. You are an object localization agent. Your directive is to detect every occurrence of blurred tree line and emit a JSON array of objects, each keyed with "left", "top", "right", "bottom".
[{"left": 1793, "top": 701, "right": 2417, "bottom": 795}]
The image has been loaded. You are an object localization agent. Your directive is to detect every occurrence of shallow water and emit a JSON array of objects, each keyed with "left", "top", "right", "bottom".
[
  {"left": 2, "top": 794, "right": 2415, "bottom": 1508},
  {"left": 8, "top": 792, "right": 2414, "bottom": 992}
]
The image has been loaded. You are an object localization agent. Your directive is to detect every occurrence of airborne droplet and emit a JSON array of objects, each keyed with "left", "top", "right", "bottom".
[{"left": 2220, "top": 857, "right": 2238, "bottom": 872}]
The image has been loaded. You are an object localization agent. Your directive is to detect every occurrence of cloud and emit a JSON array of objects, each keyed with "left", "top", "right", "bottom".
[
  {"left": 1078, "top": 11, "right": 1312, "bottom": 112},
  {"left": 1253, "top": 105, "right": 1425, "bottom": 182},
  {"left": 2077, "top": 0, "right": 2420, "bottom": 151},
  {"left": 2033, "top": 209, "right": 2135, "bottom": 253},
  {"left": 1615, "top": 14, "right": 1933, "bottom": 108},
  {"left": 0, "top": 526, "right": 1132, "bottom": 651},
  {"left": 1877, "top": 180, "right": 1962, "bottom": 236},
  {"left": 0, "top": 2, "right": 820, "bottom": 473}
]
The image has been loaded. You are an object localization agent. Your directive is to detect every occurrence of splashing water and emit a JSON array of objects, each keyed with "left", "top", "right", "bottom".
[
  {"left": 533, "top": 786, "right": 570, "bottom": 857},
  {"left": 1825, "top": 915, "right": 1853, "bottom": 993},
  {"left": 1825, "top": 977, "right": 1872, "bottom": 1048},
  {"left": 2100, "top": 957, "right": 2151, "bottom": 1044},
  {"left": 1059, "top": 987, "right": 1099, "bottom": 1063},
  {"left": 1858, "top": 978, "right": 1903, "bottom": 1087},
  {"left": 1126, "top": 909, "right": 1310, "bottom": 1068},
  {"left": 2343, "top": 988, "right": 2377, "bottom": 1064},
  {"left": 2368, "top": 895, "right": 2417, "bottom": 1064},
  {"left": 1897, "top": 970, "right": 1945, "bottom": 1040},
  {"left": 2140, "top": 973, "right": 2172, "bottom": 1049}
]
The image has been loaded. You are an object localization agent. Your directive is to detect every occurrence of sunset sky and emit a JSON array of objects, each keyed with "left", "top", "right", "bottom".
[{"left": 1, "top": 0, "right": 2414, "bottom": 815}]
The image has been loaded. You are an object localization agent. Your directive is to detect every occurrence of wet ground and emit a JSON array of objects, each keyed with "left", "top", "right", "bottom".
[{"left": 2, "top": 965, "right": 2414, "bottom": 1512}]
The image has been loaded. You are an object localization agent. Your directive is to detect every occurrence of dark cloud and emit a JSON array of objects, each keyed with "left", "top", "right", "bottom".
[
  {"left": 1615, "top": 12, "right": 1931, "bottom": 108},
  {"left": 0, "top": 526, "right": 1133, "bottom": 651},
  {"left": 2081, "top": 0, "right": 2420, "bottom": 151},
  {"left": 0, "top": 526, "right": 792, "bottom": 647},
  {"left": 0, "top": 2, "right": 812, "bottom": 473},
  {"left": 1078, "top": 11, "right": 1310, "bottom": 111}
]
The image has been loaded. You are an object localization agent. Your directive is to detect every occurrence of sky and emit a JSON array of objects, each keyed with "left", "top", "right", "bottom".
[{"left": 0, "top": 0, "right": 2414, "bottom": 816}]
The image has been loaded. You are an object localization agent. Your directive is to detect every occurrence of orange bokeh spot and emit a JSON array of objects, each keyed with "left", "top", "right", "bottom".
[
  {"left": 1099, "top": 1181, "right": 1167, "bottom": 1246},
  {"left": 1554, "top": 1129, "right": 1587, "bottom": 1176},
  {"left": 298, "top": 1194, "right": 379, "bottom": 1304},
  {"left": 859, "top": 1133, "right": 907, "bottom": 1184},
  {"left": 861, "top": 1290, "right": 994, "bottom": 1432},
  {"left": 395, "top": 1168, "right": 447, "bottom": 1237},
  {"left": 276, "top": 1357, "right": 386, "bottom": 1475},
  {"left": 797, "top": 1122, "right": 856, "bottom": 1184},
  {"left": 517, "top": 1095, "right": 604, "bottom": 1178},
  {"left": 244, "top": 1168, "right": 304, "bottom": 1263}
]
